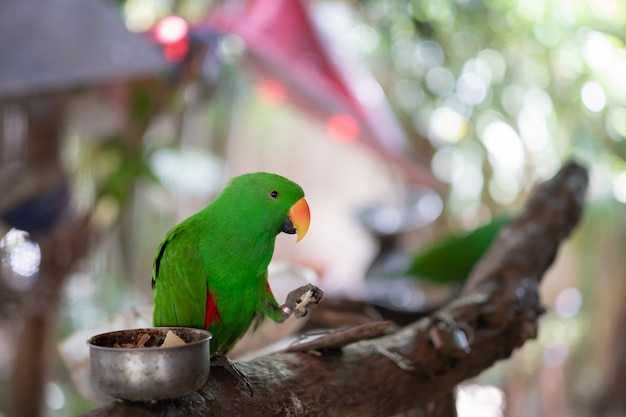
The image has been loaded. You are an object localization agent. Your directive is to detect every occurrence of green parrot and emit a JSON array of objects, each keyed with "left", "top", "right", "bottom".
[
  {"left": 406, "top": 214, "right": 512, "bottom": 285},
  {"left": 152, "top": 172, "right": 322, "bottom": 355}
]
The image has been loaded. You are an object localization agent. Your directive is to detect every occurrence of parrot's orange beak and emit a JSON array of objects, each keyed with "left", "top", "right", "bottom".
[{"left": 288, "top": 197, "right": 310, "bottom": 242}]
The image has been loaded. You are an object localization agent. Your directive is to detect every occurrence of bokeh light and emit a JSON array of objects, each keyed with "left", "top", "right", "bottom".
[
  {"left": 553, "top": 42, "right": 584, "bottom": 80},
  {"left": 488, "top": 171, "right": 521, "bottom": 205},
  {"left": 582, "top": 31, "right": 614, "bottom": 70},
  {"left": 425, "top": 67, "right": 455, "bottom": 96},
  {"left": 581, "top": 81, "right": 607, "bottom": 112},
  {"left": 428, "top": 107, "right": 467, "bottom": 144},
  {"left": 451, "top": 162, "right": 483, "bottom": 200},
  {"left": 456, "top": 384, "right": 505, "bottom": 417},
  {"left": 480, "top": 121, "right": 525, "bottom": 176},
  {"left": 605, "top": 107, "right": 626, "bottom": 141},
  {"left": 256, "top": 80, "right": 287, "bottom": 106},
  {"left": 554, "top": 287, "right": 583, "bottom": 318},
  {"left": 154, "top": 15, "right": 188, "bottom": 44},
  {"left": 416, "top": 40, "right": 445, "bottom": 69},
  {"left": 326, "top": 114, "right": 360, "bottom": 143},
  {"left": 149, "top": 147, "right": 224, "bottom": 197},
  {"left": 45, "top": 381, "right": 66, "bottom": 411},
  {"left": 314, "top": 2, "right": 380, "bottom": 56},
  {"left": 123, "top": 0, "right": 157, "bottom": 32},
  {"left": 612, "top": 171, "right": 626, "bottom": 203},
  {"left": 0, "top": 229, "right": 41, "bottom": 290},
  {"left": 477, "top": 49, "right": 506, "bottom": 84},
  {"left": 432, "top": 147, "right": 465, "bottom": 183},
  {"left": 456, "top": 72, "right": 487, "bottom": 105}
]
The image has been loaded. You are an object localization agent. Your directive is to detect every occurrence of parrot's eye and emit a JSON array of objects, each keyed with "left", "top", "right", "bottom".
[{"left": 270, "top": 190, "right": 279, "bottom": 199}]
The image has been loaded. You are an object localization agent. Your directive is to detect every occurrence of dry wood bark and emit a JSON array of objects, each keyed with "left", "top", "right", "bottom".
[{"left": 81, "top": 161, "right": 588, "bottom": 417}]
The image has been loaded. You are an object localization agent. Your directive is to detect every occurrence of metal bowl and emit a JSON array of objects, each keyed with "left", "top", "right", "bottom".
[{"left": 87, "top": 327, "right": 211, "bottom": 401}]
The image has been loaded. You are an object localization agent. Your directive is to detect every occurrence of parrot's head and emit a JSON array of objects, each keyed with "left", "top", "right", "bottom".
[{"left": 222, "top": 172, "right": 310, "bottom": 242}]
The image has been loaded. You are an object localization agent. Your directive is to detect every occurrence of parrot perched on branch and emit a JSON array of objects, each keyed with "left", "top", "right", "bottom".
[
  {"left": 152, "top": 172, "right": 323, "bottom": 355},
  {"left": 406, "top": 214, "right": 512, "bottom": 285}
]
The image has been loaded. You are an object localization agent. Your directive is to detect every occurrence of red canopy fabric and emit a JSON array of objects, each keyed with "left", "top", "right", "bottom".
[{"left": 209, "top": 0, "right": 418, "bottom": 158}]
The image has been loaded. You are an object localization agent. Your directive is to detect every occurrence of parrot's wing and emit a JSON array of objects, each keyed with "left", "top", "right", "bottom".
[{"left": 152, "top": 225, "right": 209, "bottom": 329}]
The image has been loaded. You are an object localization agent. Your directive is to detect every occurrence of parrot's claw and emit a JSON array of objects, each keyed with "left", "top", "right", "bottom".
[
  {"left": 285, "top": 284, "right": 324, "bottom": 319},
  {"left": 212, "top": 354, "right": 254, "bottom": 397}
]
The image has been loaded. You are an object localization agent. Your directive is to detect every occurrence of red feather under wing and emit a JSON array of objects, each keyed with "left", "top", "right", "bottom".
[{"left": 204, "top": 290, "right": 221, "bottom": 328}]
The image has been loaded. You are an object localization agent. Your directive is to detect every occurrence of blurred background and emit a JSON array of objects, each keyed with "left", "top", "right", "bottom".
[{"left": 1, "top": 0, "right": 625, "bottom": 416}]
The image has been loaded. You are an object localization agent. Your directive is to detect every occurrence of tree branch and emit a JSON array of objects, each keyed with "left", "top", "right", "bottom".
[{"left": 81, "top": 161, "right": 588, "bottom": 417}]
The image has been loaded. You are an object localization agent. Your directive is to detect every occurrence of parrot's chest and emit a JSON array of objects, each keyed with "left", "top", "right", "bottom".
[
  {"left": 208, "top": 280, "right": 267, "bottom": 352},
  {"left": 215, "top": 281, "right": 265, "bottom": 321}
]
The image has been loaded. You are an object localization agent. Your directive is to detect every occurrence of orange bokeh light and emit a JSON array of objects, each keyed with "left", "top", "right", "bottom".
[
  {"left": 326, "top": 114, "right": 360, "bottom": 143},
  {"left": 256, "top": 80, "right": 287, "bottom": 105}
]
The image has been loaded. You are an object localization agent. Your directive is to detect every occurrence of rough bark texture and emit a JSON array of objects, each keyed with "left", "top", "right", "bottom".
[{"left": 81, "top": 162, "right": 588, "bottom": 417}]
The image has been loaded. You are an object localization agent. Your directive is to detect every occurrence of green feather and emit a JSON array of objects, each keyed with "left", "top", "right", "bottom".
[
  {"left": 152, "top": 172, "right": 306, "bottom": 354},
  {"left": 406, "top": 214, "right": 512, "bottom": 285}
]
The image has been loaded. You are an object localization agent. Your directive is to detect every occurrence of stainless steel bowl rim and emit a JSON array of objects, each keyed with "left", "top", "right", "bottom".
[{"left": 86, "top": 327, "right": 212, "bottom": 350}]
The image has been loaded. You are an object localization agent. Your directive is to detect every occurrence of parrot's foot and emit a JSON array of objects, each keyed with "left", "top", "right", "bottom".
[
  {"left": 212, "top": 354, "right": 254, "bottom": 397},
  {"left": 284, "top": 284, "right": 324, "bottom": 318}
]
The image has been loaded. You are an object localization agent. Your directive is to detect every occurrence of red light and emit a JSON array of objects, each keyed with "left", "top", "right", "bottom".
[
  {"left": 326, "top": 114, "right": 360, "bottom": 143},
  {"left": 154, "top": 16, "right": 189, "bottom": 62},
  {"left": 163, "top": 41, "right": 189, "bottom": 62},
  {"left": 155, "top": 16, "right": 188, "bottom": 44},
  {"left": 256, "top": 80, "right": 287, "bottom": 105}
]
